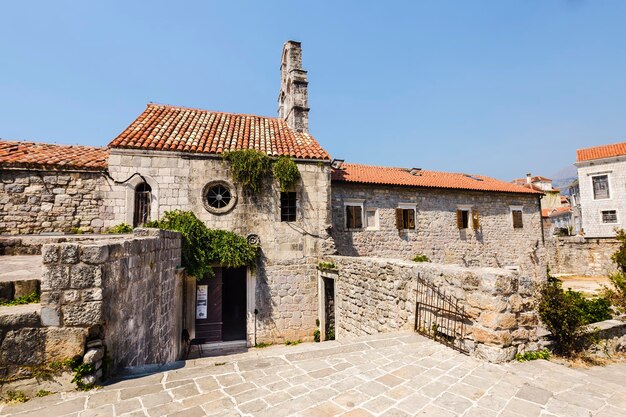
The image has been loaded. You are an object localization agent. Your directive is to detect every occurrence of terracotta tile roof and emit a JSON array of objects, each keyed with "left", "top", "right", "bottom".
[
  {"left": 0, "top": 140, "right": 108, "bottom": 171},
  {"left": 332, "top": 163, "right": 543, "bottom": 195},
  {"left": 577, "top": 141, "right": 626, "bottom": 162},
  {"left": 542, "top": 206, "right": 571, "bottom": 218},
  {"left": 109, "top": 103, "right": 330, "bottom": 160}
]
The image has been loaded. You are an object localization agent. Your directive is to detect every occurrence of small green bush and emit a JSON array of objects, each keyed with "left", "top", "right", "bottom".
[
  {"left": 317, "top": 261, "right": 337, "bottom": 271},
  {"left": 107, "top": 223, "right": 133, "bottom": 234},
  {"left": 35, "top": 390, "right": 53, "bottom": 397},
  {"left": 285, "top": 340, "right": 302, "bottom": 346},
  {"left": 0, "top": 291, "right": 40, "bottom": 307},
  {"left": 254, "top": 342, "right": 272, "bottom": 348},
  {"left": 604, "top": 229, "right": 626, "bottom": 314},
  {"left": 2, "top": 390, "right": 29, "bottom": 404},
  {"left": 313, "top": 329, "right": 320, "bottom": 343},
  {"left": 325, "top": 328, "right": 335, "bottom": 341},
  {"left": 412, "top": 254, "right": 430, "bottom": 263},
  {"left": 566, "top": 291, "right": 612, "bottom": 324},
  {"left": 515, "top": 349, "right": 551, "bottom": 362},
  {"left": 68, "top": 227, "right": 84, "bottom": 235}
]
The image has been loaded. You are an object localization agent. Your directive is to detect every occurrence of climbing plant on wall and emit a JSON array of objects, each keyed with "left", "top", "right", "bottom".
[
  {"left": 146, "top": 210, "right": 259, "bottom": 279},
  {"left": 223, "top": 150, "right": 301, "bottom": 193},
  {"left": 272, "top": 156, "right": 301, "bottom": 191}
]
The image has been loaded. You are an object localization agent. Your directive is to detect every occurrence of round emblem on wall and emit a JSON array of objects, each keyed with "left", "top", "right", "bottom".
[
  {"left": 202, "top": 180, "right": 237, "bottom": 214},
  {"left": 247, "top": 234, "right": 261, "bottom": 245}
]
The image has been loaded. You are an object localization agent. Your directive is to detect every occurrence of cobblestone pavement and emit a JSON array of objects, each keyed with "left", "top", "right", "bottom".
[{"left": 2, "top": 332, "right": 626, "bottom": 417}]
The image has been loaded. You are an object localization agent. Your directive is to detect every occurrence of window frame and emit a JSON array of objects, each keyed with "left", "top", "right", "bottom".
[
  {"left": 510, "top": 205, "right": 524, "bottom": 229},
  {"left": 396, "top": 203, "right": 417, "bottom": 230},
  {"left": 591, "top": 173, "right": 611, "bottom": 201},
  {"left": 344, "top": 199, "right": 364, "bottom": 230},
  {"left": 365, "top": 208, "right": 379, "bottom": 230},
  {"left": 280, "top": 191, "right": 297, "bottom": 222},
  {"left": 456, "top": 205, "right": 472, "bottom": 230},
  {"left": 601, "top": 209, "right": 618, "bottom": 224}
]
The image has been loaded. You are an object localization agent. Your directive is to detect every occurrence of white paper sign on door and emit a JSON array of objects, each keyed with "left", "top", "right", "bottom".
[{"left": 196, "top": 285, "right": 208, "bottom": 319}]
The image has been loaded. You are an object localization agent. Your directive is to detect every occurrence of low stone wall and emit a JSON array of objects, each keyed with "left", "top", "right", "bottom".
[
  {"left": 39, "top": 228, "right": 183, "bottom": 372},
  {"left": 329, "top": 256, "right": 540, "bottom": 362},
  {"left": 546, "top": 236, "right": 620, "bottom": 276},
  {"left": 0, "top": 169, "right": 108, "bottom": 235}
]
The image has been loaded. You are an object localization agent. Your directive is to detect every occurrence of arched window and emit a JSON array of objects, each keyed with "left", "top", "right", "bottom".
[{"left": 133, "top": 182, "right": 151, "bottom": 227}]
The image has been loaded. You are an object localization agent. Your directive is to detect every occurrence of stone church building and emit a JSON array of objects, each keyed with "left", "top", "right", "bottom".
[{"left": 0, "top": 41, "right": 544, "bottom": 352}]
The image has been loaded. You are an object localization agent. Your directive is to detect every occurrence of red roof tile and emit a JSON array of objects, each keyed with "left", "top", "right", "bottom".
[
  {"left": 577, "top": 141, "right": 626, "bottom": 162},
  {"left": 0, "top": 140, "right": 108, "bottom": 171},
  {"left": 542, "top": 207, "right": 571, "bottom": 218},
  {"left": 332, "top": 163, "right": 543, "bottom": 195},
  {"left": 108, "top": 103, "right": 331, "bottom": 160}
]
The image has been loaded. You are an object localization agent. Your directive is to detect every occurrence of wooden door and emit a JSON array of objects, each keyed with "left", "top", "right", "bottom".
[{"left": 195, "top": 269, "right": 222, "bottom": 342}]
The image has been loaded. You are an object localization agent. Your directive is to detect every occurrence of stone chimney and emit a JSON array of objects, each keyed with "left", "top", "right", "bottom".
[
  {"left": 278, "top": 41, "right": 309, "bottom": 133},
  {"left": 526, "top": 173, "right": 532, "bottom": 184}
]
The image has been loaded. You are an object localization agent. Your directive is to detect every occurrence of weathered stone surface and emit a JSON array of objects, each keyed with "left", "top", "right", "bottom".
[
  {"left": 0, "top": 328, "right": 45, "bottom": 365},
  {"left": 0, "top": 282, "right": 13, "bottom": 301},
  {"left": 80, "top": 245, "right": 109, "bottom": 264},
  {"left": 84, "top": 347, "right": 105, "bottom": 364},
  {"left": 41, "top": 244, "right": 59, "bottom": 264},
  {"left": 13, "top": 279, "right": 39, "bottom": 298},
  {"left": 44, "top": 327, "right": 87, "bottom": 362},
  {"left": 60, "top": 243, "right": 80, "bottom": 264},
  {"left": 70, "top": 263, "right": 102, "bottom": 288},
  {"left": 62, "top": 301, "right": 103, "bottom": 326},
  {"left": 41, "top": 265, "right": 70, "bottom": 290},
  {"left": 473, "top": 344, "right": 516, "bottom": 363},
  {"left": 40, "top": 306, "right": 60, "bottom": 326},
  {"left": 0, "top": 306, "right": 40, "bottom": 329}
]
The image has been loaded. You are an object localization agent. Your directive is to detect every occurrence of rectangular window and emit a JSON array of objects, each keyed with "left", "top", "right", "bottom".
[
  {"left": 346, "top": 205, "right": 363, "bottom": 229},
  {"left": 602, "top": 210, "right": 617, "bottom": 224},
  {"left": 280, "top": 192, "right": 297, "bottom": 222},
  {"left": 395, "top": 208, "right": 416, "bottom": 230},
  {"left": 512, "top": 209, "right": 523, "bottom": 228},
  {"left": 456, "top": 209, "right": 470, "bottom": 229},
  {"left": 592, "top": 175, "right": 610, "bottom": 200}
]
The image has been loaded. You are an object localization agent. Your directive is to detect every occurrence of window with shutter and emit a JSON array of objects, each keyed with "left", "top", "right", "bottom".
[
  {"left": 592, "top": 175, "right": 610, "bottom": 200},
  {"left": 346, "top": 205, "right": 363, "bottom": 229},
  {"left": 456, "top": 209, "right": 469, "bottom": 229},
  {"left": 396, "top": 207, "right": 416, "bottom": 230},
  {"left": 395, "top": 208, "right": 404, "bottom": 230},
  {"left": 472, "top": 210, "right": 480, "bottom": 230},
  {"left": 512, "top": 210, "right": 523, "bottom": 228}
]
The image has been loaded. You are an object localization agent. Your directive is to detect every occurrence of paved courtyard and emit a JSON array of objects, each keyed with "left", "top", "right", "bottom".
[{"left": 2, "top": 332, "right": 626, "bottom": 417}]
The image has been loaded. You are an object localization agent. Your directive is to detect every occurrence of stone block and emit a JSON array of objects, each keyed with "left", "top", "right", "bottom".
[
  {"left": 44, "top": 327, "right": 87, "bottom": 362},
  {"left": 0, "top": 282, "right": 13, "bottom": 302},
  {"left": 60, "top": 243, "right": 80, "bottom": 264},
  {"left": 13, "top": 279, "right": 39, "bottom": 298},
  {"left": 81, "top": 288, "right": 103, "bottom": 301},
  {"left": 0, "top": 309, "right": 40, "bottom": 329},
  {"left": 472, "top": 327, "right": 512, "bottom": 346},
  {"left": 479, "top": 312, "right": 517, "bottom": 330},
  {"left": 62, "top": 301, "right": 103, "bottom": 326},
  {"left": 466, "top": 293, "right": 507, "bottom": 312},
  {"left": 41, "top": 245, "right": 59, "bottom": 264},
  {"left": 80, "top": 245, "right": 109, "bottom": 264},
  {"left": 473, "top": 344, "right": 517, "bottom": 363},
  {"left": 518, "top": 312, "right": 538, "bottom": 327},
  {"left": 84, "top": 347, "right": 104, "bottom": 364},
  {"left": 41, "top": 265, "right": 70, "bottom": 290},
  {"left": 70, "top": 263, "right": 103, "bottom": 288},
  {"left": 41, "top": 307, "right": 61, "bottom": 326},
  {"left": 0, "top": 328, "right": 45, "bottom": 366}
]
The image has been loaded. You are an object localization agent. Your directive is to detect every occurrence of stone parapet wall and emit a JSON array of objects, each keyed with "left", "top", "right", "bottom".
[
  {"left": 545, "top": 236, "right": 620, "bottom": 276},
  {"left": 0, "top": 169, "right": 108, "bottom": 235},
  {"left": 40, "top": 228, "right": 183, "bottom": 372},
  {"left": 331, "top": 183, "right": 544, "bottom": 278},
  {"left": 329, "top": 256, "right": 541, "bottom": 362}
]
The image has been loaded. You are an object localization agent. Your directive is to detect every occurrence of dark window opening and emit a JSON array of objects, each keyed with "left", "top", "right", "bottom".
[
  {"left": 592, "top": 175, "right": 610, "bottom": 200},
  {"left": 456, "top": 209, "right": 470, "bottom": 229},
  {"left": 346, "top": 205, "right": 363, "bottom": 229},
  {"left": 280, "top": 192, "right": 297, "bottom": 222},
  {"left": 206, "top": 184, "right": 232, "bottom": 209},
  {"left": 602, "top": 210, "right": 617, "bottom": 224},
  {"left": 133, "top": 182, "right": 151, "bottom": 227},
  {"left": 512, "top": 210, "right": 524, "bottom": 228},
  {"left": 395, "top": 208, "right": 416, "bottom": 230}
]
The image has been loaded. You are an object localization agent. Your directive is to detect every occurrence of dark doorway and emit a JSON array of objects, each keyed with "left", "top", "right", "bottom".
[
  {"left": 194, "top": 267, "right": 247, "bottom": 343},
  {"left": 222, "top": 267, "right": 247, "bottom": 341},
  {"left": 323, "top": 277, "right": 335, "bottom": 340}
]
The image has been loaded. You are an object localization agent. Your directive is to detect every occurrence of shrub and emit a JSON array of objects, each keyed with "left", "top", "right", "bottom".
[
  {"left": 273, "top": 156, "right": 301, "bottom": 191},
  {"left": 603, "top": 228, "right": 626, "bottom": 314},
  {"left": 317, "top": 261, "right": 337, "bottom": 271},
  {"left": 567, "top": 291, "right": 612, "bottom": 324},
  {"left": 515, "top": 349, "right": 551, "bottom": 362},
  {"left": 2, "top": 390, "right": 29, "bottom": 404},
  {"left": 35, "top": 390, "right": 53, "bottom": 397},
  {"left": 0, "top": 291, "right": 40, "bottom": 307},
  {"left": 146, "top": 210, "right": 258, "bottom": 279},
  {"left": 325, "top": 328, "right": 335, "bottom": 341},
  {"left": 412, "top": 254, "right": 430, "bottom": 263},
  {"left": 107, "top": 223, "right": 133, "bottom": 234},
  {"left": 313, "top": 329, "right": 320, "bottom": 343},
  {"left": 223, "top": 149, "right": 271, "bottom": 194}
]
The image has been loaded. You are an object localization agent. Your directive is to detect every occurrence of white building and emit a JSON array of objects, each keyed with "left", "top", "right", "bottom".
[{"left": 575, "top": 141, "right": 626, "bottom": 237}]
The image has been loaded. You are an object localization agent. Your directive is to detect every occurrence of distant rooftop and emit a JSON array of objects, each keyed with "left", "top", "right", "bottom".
[{"left": 577, "top": 140, "right": 626, "bottom": 162}]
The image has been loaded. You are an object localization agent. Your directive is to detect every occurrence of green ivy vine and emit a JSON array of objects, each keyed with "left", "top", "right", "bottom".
[
  {"left": 146, "top": 210, "right": 259, "bottom": 279},
  {"left": 273, "top": 156, "right": 301, "bottom": 191},
  {"left": 223, "top": 150, "right": 301, "bottom": 193}
]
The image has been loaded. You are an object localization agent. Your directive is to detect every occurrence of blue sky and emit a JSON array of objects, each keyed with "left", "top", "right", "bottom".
[{"left": 1, "top": 1, "right": 625, "bottom": 180}]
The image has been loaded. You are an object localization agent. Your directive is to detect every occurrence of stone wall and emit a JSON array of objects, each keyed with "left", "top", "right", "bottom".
[
  {"left": 546, "top": 236, "right": 620, "bottom": 276},
  {"left": 39, "top": 228, "right": 183, "bottom": 372},
  {"left": 106, "top": 149, "right": 333, "bottom": 344},
  {"left": 328, "top": 256, "right": 540, "bottom": 363},
  {"left": 0, "top": 169, "right": 108, "bottom": 235},
  {"left": 331, "top": 183, "right": 544, "bottom": 277}
]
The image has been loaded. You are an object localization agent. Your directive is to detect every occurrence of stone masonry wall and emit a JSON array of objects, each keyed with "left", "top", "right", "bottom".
[
  {"left": 545, "top": 236, "right": 620, "bottom": 276},
  {"left": 40, "top": 229, "right": 182, "bottom": 372},
  {"left": 329, "top": 256, "right": 539, "bottom": 363},
  {"left": 0, "top": 169, "right": 108, "bottom": 235},
  {"left": 106, "top": 149, "right": 333, "bottom": 344},
  {"left": 331, "top": 183, "right": 544, "bottom": 278}
]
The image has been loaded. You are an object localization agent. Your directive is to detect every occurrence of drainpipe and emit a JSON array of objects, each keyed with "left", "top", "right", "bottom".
[{"left": 538, "top": 194, "right": 545, "bottom": 245}]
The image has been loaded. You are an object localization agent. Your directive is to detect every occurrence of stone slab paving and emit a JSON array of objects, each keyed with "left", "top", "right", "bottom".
[{"left": 2, "top": 331, "right": 626, "bottom": 417}]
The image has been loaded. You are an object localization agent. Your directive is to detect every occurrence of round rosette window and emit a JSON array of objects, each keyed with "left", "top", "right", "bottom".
[{"left": 202, "top": 180, "right": 237, "bottom": 214}]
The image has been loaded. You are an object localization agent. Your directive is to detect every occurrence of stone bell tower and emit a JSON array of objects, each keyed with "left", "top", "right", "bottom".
[{"left": 277, "top": 41, "right": 309, "bottom": 133}]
